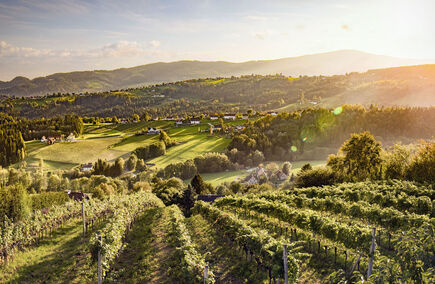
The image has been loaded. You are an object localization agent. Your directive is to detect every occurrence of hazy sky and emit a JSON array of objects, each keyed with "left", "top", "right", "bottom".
[{"left": 0, "top": 0, "right": 434, "bottom": 80}]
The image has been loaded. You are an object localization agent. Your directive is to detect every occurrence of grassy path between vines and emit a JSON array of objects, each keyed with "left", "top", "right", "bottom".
[
  {"left": 0, "top": 220, "right": 101, "bottom": 284},
  {"left": 105, "top": 207, "right": 174, "bottom": 284},
  {"left": 185, "top": 214, "right": 269, "bottom": 284}
]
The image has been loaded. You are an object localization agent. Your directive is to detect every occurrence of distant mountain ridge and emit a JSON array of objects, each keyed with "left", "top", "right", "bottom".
[{"left": 0, "top": 50, "right": 431, "bottom": 97}]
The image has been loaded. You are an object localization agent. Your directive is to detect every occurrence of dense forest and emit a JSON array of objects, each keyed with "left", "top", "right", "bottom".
[
  {"left": 0, "top": 114, "right": 83, "bottom": 166},
  {"left": 1, "top": 64, "right": 435, "bottom": 119},
  {"left": 17, "top": 115, "right": 83, "bottom": 141},
  {"left": 0, "top": 114, "right": 25, "bottom": 167},
  {"left": 227, "top": 105, "right": 435, "bottom": 162}
]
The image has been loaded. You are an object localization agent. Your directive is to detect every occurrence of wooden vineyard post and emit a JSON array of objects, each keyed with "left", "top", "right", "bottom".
[
  {"left": 344, "top": 251, "right": 347, "bottom": 273},
  {"left": 82, "top": 201, "right": 86, "bottom": 237},
  {"left": 98, "top": 235, "right": 102, "bottom": 284},
  {"left": 367, "top": 227, "right": 376, "bottom": 279},
  {"left": 312, "top": 233, "right": 315, "bottom": 254},
  {"left": 203, "top": 264, "right": 209, "bottom": 284},
  {"left": 349, "top": 253, "right": 362, "bottom": 277},
  {"left": 283, "top": 244, "right": 288, "bottom": 284}
]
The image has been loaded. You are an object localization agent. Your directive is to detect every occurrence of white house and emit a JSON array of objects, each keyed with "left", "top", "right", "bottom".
[
  {"left": 66, "top": 133, "right": 75, "bottom": 142},
  {"left": 190, "top": 118, "right": 201, "bottom": 124},
  {"left": 210, "top": 115, "right": 219, "bottom": 120},
  {"left": 147, "top": 127, "right": 161, "bottom": 135},
  {"left": 224, "top": 114, "right": 236, "bottom": 120},
  {"left": 40, "top": 136, "right": 47, "bottom": 143},
  {"left": 175, "top": 120, "right": 183, "bottom": 126},
  {"left": 235, "top": 125, "right": 245, "bottom": 131},
  {"left": 267, "top": 111, "right": 278, "bottom": 116},
  {"left": 81, "top": 163, "right": 93, "bottom": 172},
  {"left": 243, "top": 174, "right": 259, "bottom": 185}
]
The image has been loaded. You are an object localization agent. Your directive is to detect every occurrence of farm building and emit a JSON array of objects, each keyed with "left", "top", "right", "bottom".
[
  {"left": 190, "top": 118, "right": 201, "bottom": 124},
  {"left": 147, "top": 127, "right": 161, "bottom": 134}
]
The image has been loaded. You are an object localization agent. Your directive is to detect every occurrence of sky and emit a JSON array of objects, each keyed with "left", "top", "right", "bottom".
[{"left": 0, "top": 0, "right": 434, "bottom": 80}]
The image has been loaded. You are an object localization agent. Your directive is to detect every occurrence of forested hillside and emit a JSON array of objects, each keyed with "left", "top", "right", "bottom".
[
  {"left": 228, "top": 105, "right": 435, "bottom": 161},
  {"left": 1, "top": 64, "right": 435, "bottom": 119},
  {"left": 0, "top": 50, "right": 429, "bottom": 97}
]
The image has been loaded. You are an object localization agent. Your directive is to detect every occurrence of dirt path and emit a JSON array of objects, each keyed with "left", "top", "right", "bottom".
[{"left": 105, "top": 207, "right": 174, "bottom": 284}]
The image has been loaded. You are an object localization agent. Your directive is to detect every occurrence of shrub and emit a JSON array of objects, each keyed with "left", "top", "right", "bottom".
[
  {"left": 295, "top": 166, "right": 336, "bottom": 187},
  {"left": 30, "top": 191, "right": 69, "bottom": 210},
  {"left": 134, "top": 141, "right": 166, "bottom": 160},
  {"left": 406, "top": 141, "right": 435, "bottom": 183},
  {"left": 0, "top": 184, "right": 31, "bottom": 222}
]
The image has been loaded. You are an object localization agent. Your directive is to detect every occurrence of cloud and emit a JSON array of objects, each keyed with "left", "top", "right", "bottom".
[
  {"left": 341, "top": 24, "right": 350, "bottom": 31},
  {"left": 0, "top": 40, "right": 162, "bottom": 59},
  {"left": 0, "top": 41, "right": 53, "bottom": 57},
  {"left": 150, "top": 40, "right": 161, "bottom": 48},
  {"left": 245, "top": 15, "right": 268, "bottom": 21},
  {"left": 255, "top": 33, "right": 265, "bottom": 40}
]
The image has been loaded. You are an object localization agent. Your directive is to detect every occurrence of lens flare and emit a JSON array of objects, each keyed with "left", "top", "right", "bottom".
[
  {"left": 333, "top": 106, "right": 343, "bottom": 115},
  {"left": 302, "top": 137, "right": 307, "bottom": 142},
  {"left": 290, "top": 146, "right": 298, "bottom": 152}
]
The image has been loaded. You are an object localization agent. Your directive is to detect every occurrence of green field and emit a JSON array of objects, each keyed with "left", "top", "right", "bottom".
[
  {"left": 149, "top": 133, "right": 230, "bottom": 168},
  {"left": 21, "top": 121, "right": 231, "bottom": 171},
  {"left": 185, "top": 160, "right": 326, "bottom": 186}
]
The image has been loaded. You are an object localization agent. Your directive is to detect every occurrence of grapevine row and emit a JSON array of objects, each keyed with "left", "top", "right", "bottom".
[
  {"left": 222, "top": 204, "right": 370, "bottom": 275},
  {"left": 286, "top": 182, "right": 433, "bottom": 217},
  {"left": 167, "top": 205, "right": 215, "bottom": 283},
  {"left": 0, "top": 197, "right": 112, "bottom": 265},
  {"left": 90, "top": 192, "right": 164, "bottom": 278},
  {"left": 254, "top": 192, "right": 432, "bottom": 231},
  {"left": 214, "top": 196, "right": 373, "bottom": 250},
  {"left": 193, "top": 201, "right": 300, "bottom": 282}
]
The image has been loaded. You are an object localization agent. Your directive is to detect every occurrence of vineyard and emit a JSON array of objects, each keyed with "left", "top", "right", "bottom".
[{"left": 0, "top": 180, "right": 434, "bottom": 283}]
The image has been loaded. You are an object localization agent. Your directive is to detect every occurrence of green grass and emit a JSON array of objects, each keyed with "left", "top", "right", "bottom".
[
  {"left": 183, "top": 160, "right": 326, "bottom": 186},
  {"left": 148, "top": 134, "right": 230, "bottom": 168},
  {"left": 24, "top": 137, "right": 127, "bottom": 170},
  {"left": 111, "top": 134, "right": 158, "bottom": 152},
  {"left": 187, "top": 170, "right": 249, "bottom": 186},
  {"left": 106, "top": 207, "right": 174, "bottom": 283},
  {"left": 0, "top": 220, "right": 98, "bottom": 283}
]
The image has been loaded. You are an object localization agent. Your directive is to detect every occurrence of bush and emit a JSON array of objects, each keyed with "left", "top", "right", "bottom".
[
  {"left": 295, "top": 166, "right": 336, "bottom": 187},
  {"left": 0, "top": 184, "right": 31, "bottom": 222},
  {"left": 406, "top": 142, "right": 435, "bottom": 183},
  {"left": 30, "top": 191, "right": 69, "bottom": 210},
  {"left": 134, "top": 141, "right": 166, "bottom": 160},
  {"left": 132, "top": 181, "right": 152, "bottom": 192},
  {"left": 193, "top": 152, "right": 235, "bottom": 173}
]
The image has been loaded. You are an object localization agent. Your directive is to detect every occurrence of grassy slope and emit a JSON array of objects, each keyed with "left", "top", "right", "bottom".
[
  {"left": 23, "top": 137, "right": 126, "bottom": 170},
  {"left": 21, "top": 121, "right": 231, "bottom": 171},
  {"left": 0, "top": 220, "right": 98, "bottom": 283},
  {"left": 149, "top": 133, "right": 230, "bottom": 168},
  {"left": 106, "top": 207, "right": 175, "bottom": 284}
]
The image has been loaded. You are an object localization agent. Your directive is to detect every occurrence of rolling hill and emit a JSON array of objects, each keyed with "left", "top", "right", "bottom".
[
  {"left": 0, "top": 50, "right": 431, "bottom": 97},
  {"left": 1, "top": 64, "right": 435, "bottom": 119}
]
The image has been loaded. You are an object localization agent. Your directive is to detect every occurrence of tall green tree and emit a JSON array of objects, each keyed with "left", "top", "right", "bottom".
[
  {"left": 190, "top": 173, "right": 207, "bottom": 195},
  {"left": 179, "top": 185, "right": 195, "bottom": 216},
  {"left": 337, "top": 131, "right": 383, "bottom": 181},
  {"left": 0, "top": 113, "right": 26, "bottom": 166}
]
